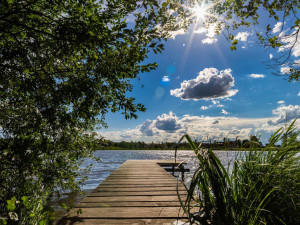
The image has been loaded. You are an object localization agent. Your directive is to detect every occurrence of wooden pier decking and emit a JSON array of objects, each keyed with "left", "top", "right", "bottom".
[{"left": 58, "top": 160, "right": 191, "bottom": 225}]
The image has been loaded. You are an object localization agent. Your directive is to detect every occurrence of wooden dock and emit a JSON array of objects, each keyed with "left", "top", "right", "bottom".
[{"left": 58, "top": 160, "right": 191, "bottom": 225}]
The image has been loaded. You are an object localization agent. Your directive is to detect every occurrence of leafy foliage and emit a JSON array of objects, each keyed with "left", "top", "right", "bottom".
[{"left": 0, "top": 0, "right": 192, "bottom": 223}]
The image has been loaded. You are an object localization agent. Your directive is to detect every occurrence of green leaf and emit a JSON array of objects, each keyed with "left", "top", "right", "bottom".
[
  {"left": 39, "top": 220, "right": 46, "bottom": 225},
  {"left": 7, "top": 197, "right": 17, "bottom": 211},
  {"left": 232, "top": 39, "right": 238, "bottom": 45},
  {"left": 230, "top": 45, "right": 237, "bottom": 51},
  {"left": 21, "top": 196, "right": 29, "bottom": 209}
]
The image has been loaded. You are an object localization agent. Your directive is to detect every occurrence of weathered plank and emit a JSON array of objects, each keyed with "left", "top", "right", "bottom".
[
  {"left": 88, "top": 191, "right": 187, "bottom": 197},
  {"left": 94, "top": 187, "right": 186, "bottom": 192},
  {"left": 65, "top": 207, "right": 187, "bottom": 218},
  {"left": 76, "top": 202, "right": 183, "bottom": 208},
  {"left": 58, "top": 218, "right": 190, "bottom": 225}
]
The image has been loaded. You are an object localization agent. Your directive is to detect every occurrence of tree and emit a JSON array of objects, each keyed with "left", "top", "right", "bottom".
[
  {"left": 242, "top": 139, "right": 250, "bottom": 148},
  {"left": 187, "top": 0, "right": 299, "bottom": 81},
  {"left": 0, "top": 0, "right": 191, "bottom": 223},
  {"left": 250, "top": 135, "right": 263, "bottom": 148}
]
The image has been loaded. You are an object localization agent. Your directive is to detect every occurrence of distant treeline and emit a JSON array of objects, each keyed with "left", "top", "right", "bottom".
[
  {"left": 94, "top": 135, "right": 269, "bottom": 150},
  {"left": 96, "top": 140, "right": 191, "bottom": 150}
]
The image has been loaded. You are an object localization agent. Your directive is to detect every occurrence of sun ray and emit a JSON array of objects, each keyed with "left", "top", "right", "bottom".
[{"left": 172, "top": 0, "right": 223, "bottom": 24}]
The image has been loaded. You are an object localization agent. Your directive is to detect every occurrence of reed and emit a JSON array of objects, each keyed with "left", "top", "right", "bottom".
[{"left": 177, "top": 120, "right": 300, "bottom": 225}]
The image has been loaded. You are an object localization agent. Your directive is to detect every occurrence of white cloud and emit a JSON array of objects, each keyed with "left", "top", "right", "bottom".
[
  {"left": 155, "top": 22, "right": 187, "bottom": 39},
  {"left": 221, "top": 109, "right": 229, "bottom": 115},
  {"left": 169, "top": 29, "right": 186, "bottom": 39},
  {"left": 200, "top": 100, "right": 224, "bottom": 110},
  {"left": 235, "top": 32, "right": 250, "bottom": 41},
  {"left": 162, "top": 76, "right": 170, "bottom": 82},
  {"left": 194, "top": 27, "right": 206, "bottom": 34},
  {"left": 170, "top": 68, "right": 238, "bottom": 100},
  {"left": 278, "top": 29, "right": 300, "bottom": 57},
  {"left": 269, "top": 54, "right": 273, "bottom": 59},
  {"left": 155, "top": 111, "right": 181, "bottom": 132},
  {"left": 280, "top": 66, "right": 291, "bottom": 74},
  {"left": 273, "top": 22, "right": 284, "bottom": 33},
  {"left": 294, "top": 59, "right": 300, "bottom": 66},
  {"left": 277, "top": 100, "right": 285, "bottom": 105},
  {"left": 195, "top": 23, "right": 224, "bottom": 45},
  {"left": 212, "top": 100, "right": 224, "bottom": 107},
  {"left": 212, "top": 100, "right": 219, "bottom": 105},
  {"left": 249, "top": 74, "right": 265, "bottom": 78},
  {"left": 202, "top": 37, "right": 217, "bottom": 44},
  {"left": 268, "top": 105, "right": 300, "bottom": 125},
  {"left": 298, "top": 92, "right": 300, "bottom": 96},
  {"left": 139, "top": 120, "right": 157, "bottom": 136}
]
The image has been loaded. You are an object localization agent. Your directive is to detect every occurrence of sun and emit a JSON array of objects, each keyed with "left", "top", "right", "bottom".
[{"left": 192, "top": 4, "right": 207, "bottom": 21}]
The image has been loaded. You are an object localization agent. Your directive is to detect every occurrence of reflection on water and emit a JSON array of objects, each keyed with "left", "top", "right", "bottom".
[{"left": 53, "top": 150, "right": 240, "bottom": 221}]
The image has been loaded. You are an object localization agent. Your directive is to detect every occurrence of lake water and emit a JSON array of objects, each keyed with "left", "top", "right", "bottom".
[{"left": 79, "top": 150, "right": 240, "bottom": 190}]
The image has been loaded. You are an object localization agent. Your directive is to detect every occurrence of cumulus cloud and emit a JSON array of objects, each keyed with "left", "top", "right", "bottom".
[
  {"left": 269, "top": 54, "right": 273, "bottom": 59},
  {"left": 200, "top": 100, "right": 224, "bottom": 110},
  {"left": 221, "top": 109, "right": 229, "bottom": 115},
  {"left": 235, "top": 32, "right": 250, "bottom": 41},
  {"left": 298, "top": 92, "right": 300, "bottom": 96},
  {"left": 249, "top": 74, "right": 265, "bottom": 78},
  {"left": 137, "top": 111, "right": 182, "bottom": 137},
  {"left": 273, "top": 22, "right": 284, "bottom": 33},
  {"left": 268, "top": 105, "right": 300, "bottom": 125},
  {"left": 155, "top": 111, "right": 181, "bottom": 132},
  {"left": 169, "top": 29, "right": 186, "bottom": 39},
  {"left": 162, "top": 76, "right": 170, "bottom": 82},
  {"left": 139, "top": 120, "right": 157, "bottom": 136},
  {"left": 202, "top": 37, "right": 217, "bottom": 44},
  {"left": 170, "top": 68, "right": 238, "bottom": 100},
  {"left": 278, "top": 29, "right": 300, "bottom": 57},
  {"left": 280, "top": 67, "right": 291, "bottom": 74},
  {"left": 155, "top": 22, "right": 187, "bottom": 39},
  {"left": 277, "top": 100, "right": 285, "bottom": 105},
  {"left": 212, "top": 100, "right": 224, "bottom": 107},
  {"left": 294, "top": 59, "right": 300, "bottom": 66},
  {"left": 195, "top": 23, "right": 223, "bottom": 45}
]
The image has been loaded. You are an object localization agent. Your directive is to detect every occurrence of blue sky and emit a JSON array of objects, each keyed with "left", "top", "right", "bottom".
[{"left": 99, "top": 8, "right": 300, "bottom": 144}]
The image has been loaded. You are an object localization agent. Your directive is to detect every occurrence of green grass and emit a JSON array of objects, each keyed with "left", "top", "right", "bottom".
[{"left": 177, "top": 120, "right": 300, "bottom": 225}]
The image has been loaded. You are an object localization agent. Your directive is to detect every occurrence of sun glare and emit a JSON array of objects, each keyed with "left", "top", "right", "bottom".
[{"left": 193, "top": 4, "right": 207, "bottom": 21}]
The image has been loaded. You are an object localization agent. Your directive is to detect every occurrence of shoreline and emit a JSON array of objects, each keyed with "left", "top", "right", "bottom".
[{"left": 96, "top": 148, "right": 257, "bottom": 151}]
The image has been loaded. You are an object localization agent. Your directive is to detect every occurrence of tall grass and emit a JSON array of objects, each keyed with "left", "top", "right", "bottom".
[{"left": 177, "top": 121, "right": 300, "bottom": 225}]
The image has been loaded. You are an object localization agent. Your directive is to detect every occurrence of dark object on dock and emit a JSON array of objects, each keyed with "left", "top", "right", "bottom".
[
  {"left": 158, "top": 162, "right": 190, "bottom": 180},
  {"left": 57, "top": 160, "right": 192, "bottom": 225}
]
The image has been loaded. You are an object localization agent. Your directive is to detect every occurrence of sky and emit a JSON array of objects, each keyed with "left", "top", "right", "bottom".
[{"left": 98, "top": 5, "right": 300, "bottom": 144}]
